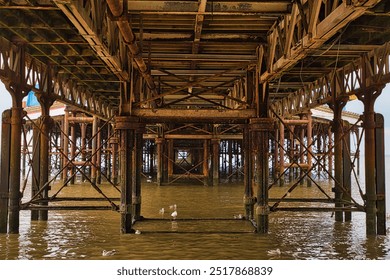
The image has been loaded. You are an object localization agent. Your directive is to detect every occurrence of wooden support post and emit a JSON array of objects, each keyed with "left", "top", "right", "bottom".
[
  {"left": 299, "top": 118, "right": 305, "bottom": 186},
  {"left": 211, "top": 138, "right": 220, "bottom": 186},
  {"left": 332, "top": 103, "right": 344, "bottom": 222},
  {"left": 228, "top": 140, "right": 233, "bottom": 181},
  {"left": 132, "top": 125, "right": 144, "bottom": 221},
  {"left": 116, "top": 116, "right": 141, "bottom": 234},
  {"left": 279, "top": 122, "right": 285, "bottom": 186},
  {"left": 343, "top": 121, "right": 352, "bottom": 222},
  {"left": 375, "top": 113, "right": 386, "bottom": 235},
  {"left": 250, "top": 118, "right": 273, "bottom": 233},
  {"left": 91, "top": 116, "right": 98, "bottom": 184},
  {"left": 0, "top": 110, "right": 11, "bottom": 233}
]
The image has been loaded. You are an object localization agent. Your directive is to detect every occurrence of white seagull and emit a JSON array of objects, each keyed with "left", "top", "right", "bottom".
[
  {"left": 171, "top": 210, "right": 178, "bottom": 220},
  {"left": 102, "top": 249, "right": 116, "bottom": 257}
]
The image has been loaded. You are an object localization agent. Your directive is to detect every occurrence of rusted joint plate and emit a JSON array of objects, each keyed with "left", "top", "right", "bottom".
[
  {"left": 115, "top": 116, "right": 145, "bottom": 130},
  {"left": 249, "top": 118, "right": 274, "bottom": 131}
]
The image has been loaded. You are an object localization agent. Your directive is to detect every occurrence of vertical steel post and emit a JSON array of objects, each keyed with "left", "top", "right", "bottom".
[
  {"left": 31, "top": 122, "right": 40, "bottom": 221},
  {"left": 96, "top": 120, "right": 102, "bottom": 184},
  {"left": 0, "top": 110, "right": 11, "bottom": 233},
  {"left": 156, "top": 138, "right": 163, "bottom": 186},
  {"left": 343, "top": 121, "right": 352, "bottom": 222},
  {"left": 8, "top": 106, "right": 23, "bottom": 233},
  {"left": 203, "top": 139, "right": 210, "bottom": 186},
  {"left": 332, "top": 103, "right": 344, "bottom": 222},
  {"left": 306, "top": 111, "right": 313, "bottom": 187},
  {"left": 132, "top": 125, "right": 144, "bottom": 221},
  {"left": 212, "top": 138, "right": 220, "bottom": 186},
  {"left": 279, "top": 121, "right": 285, "bottom": 186},
  {"left": 69, "top": 112, "right": 76, "bottom": 185},
  {"left": 80, "top": 122, "right": 87, "bottom": 182},
  {"left": 91, "top": 116, "right": 98, "bottom": 184},
  {"left": 375, "top": 113, "right": 386, "bottom": 235},
  {"left": 243, "top": 124, "right": 254, "bottom": 219},
  {"left": 116, "top": 117, "right": 138, "bottom": 233},
  {"left": 62, "top": 108, "right": 69, "bottom": 184},
  {"left": 250, "top": 118, "right": 273, "bottom": 233}
]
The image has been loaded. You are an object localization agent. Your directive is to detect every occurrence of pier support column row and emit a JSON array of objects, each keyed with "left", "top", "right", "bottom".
[
  {"left": 116, "top": 116, "right": 144, "bottom": 233},
  {"left": 249, "top": 118, "right": 274, "bottom": 234}
]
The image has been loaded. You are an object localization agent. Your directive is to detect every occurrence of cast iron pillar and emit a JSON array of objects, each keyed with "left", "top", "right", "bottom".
[
  {"left": 132, "top": 124, "right": 145, "bottom": 221},
  {"left": 250, "top": 118, "right": 274, "bottom": 233},
  {"left": 243, "top": 124, "right": 255, "bottom": 219},
  {"left": 116, "top": 116, "right": 141, "bottom": 233},
  {"left": 342, "top": 121, "right": 352, "bottom": 222},
  {"left": 211, "top": 138, "right": 220, "bottom": 186},
  {"left": 358, "top": 85, "right": 384, "bottom": 235},
  {"left": 375, "top": 113, "right": 386, "bottom": 235},
  {"left": 0, "top": 110, "right": 11, "bottom": 233},
  {"left": 331, "top": 102, "right": 345, "bottom": 222}
]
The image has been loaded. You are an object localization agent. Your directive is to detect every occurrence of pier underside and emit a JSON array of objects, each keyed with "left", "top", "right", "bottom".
[{"left": 0, "top": 0, "right": 389, "bottom": 235}]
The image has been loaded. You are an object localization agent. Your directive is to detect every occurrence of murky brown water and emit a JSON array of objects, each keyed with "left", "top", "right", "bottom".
[{"left": 1, "top": 165, "right": 389, "bottom": 260}]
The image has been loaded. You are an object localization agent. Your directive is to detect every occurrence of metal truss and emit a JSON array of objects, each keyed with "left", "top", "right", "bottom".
[
  {"left": 0, "top": 37, "right": 115, "bottom": 119},
  {"left": 271, "top": 41, "right": 390, "bottom": 117}
]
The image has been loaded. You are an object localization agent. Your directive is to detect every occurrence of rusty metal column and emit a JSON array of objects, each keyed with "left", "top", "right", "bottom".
[
  {"left": 306, "top": 111, "right": 313, "bottom": 187},
  {"left": 362, "top": 93, "right": 378, "bottom": 235},
  {"left": 211, "top": 138, "right": 220, "bottom": 186},
  {"left": 243, "top": 124, "right": 254, "bottom": 219},
  {"left": 31, "top": 120, "right": 40, "bottom": 221},
  {"left": 96, "top": 120, "right": 102, "bottom": 184},
  {"left": 203, "top": 139, "right": 210, "bottom": 186},
  {"left": 111, "top": 134, "right": 119, "bottom": 185},
  {"left": 327, "top": 126, "right": 333, "bottom": 180},
  {"left": 289, "top": 127, "right": 295, "bottom": 182},
  {"left": 62, "top": 108, "right": 69, "bottom": 184},
  {"left": 91, "top": 116, "right": 98, "bottom": 184},
  {"left": 279, "top": 121, "right": 285, "bottom": 186},
  {"left": 132, "top": 124, "right": 144, "bottom": 221},
  {"left": 167, "top": 139, "right": 174, "bottom": 179},
  {"left": 116, "top": 116, "right": 138, "bottom": 233},
  {"left": 80, "top": 122, "right": 87, "bottom": 182},
  {"left": 343, "top": 120, "right": 352, "bottom": 222},
  {"left": 375, "top": 113, "right": 386, "bottom": 235},
  {"left": 38, "top": 114, "right": 53, "bottom": 221},
  {"left": 250, "top": 118, "right": 273, "bottom": 233},
  {"left": 69, "top": 112, "right": 76, "bottom": 185},
  {"left": 156, "top": 138, "right": 163, "bottom": 186},
  {"left": 332, "top": 103, "right": 344, "bottom": 222},
  {"left": 0, "top": 110, "right": 11, "bottom": 233},
  {"left": 8, "top": 106, "right": 23, "bottom": 233}
]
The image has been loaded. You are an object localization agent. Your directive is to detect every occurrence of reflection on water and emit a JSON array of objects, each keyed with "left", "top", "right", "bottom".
[{"left": 1, "top": 176, "right": 389, "bottom": 260}]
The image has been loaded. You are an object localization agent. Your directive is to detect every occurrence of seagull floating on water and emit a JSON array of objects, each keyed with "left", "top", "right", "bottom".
[
  {"left": 169, "top": 204, "right": 177, "bottom": 210},
  {"left": 233, "top": 214, "right": 244, "bottom": 220},
  {"left": 171, "top": 210, "right": 178, "bottom": 220},
  {"left": 135, "top": 230, "right": 141, "bottom": 235},
  {"left": 102, "top": 249, "right": 116, "bottom": 257},
  {"left": 267, "top": 248, "right": 281, "bottom": 257},
  {"left": 159, "top": 208, "right": 165, "bottom": 214}
]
